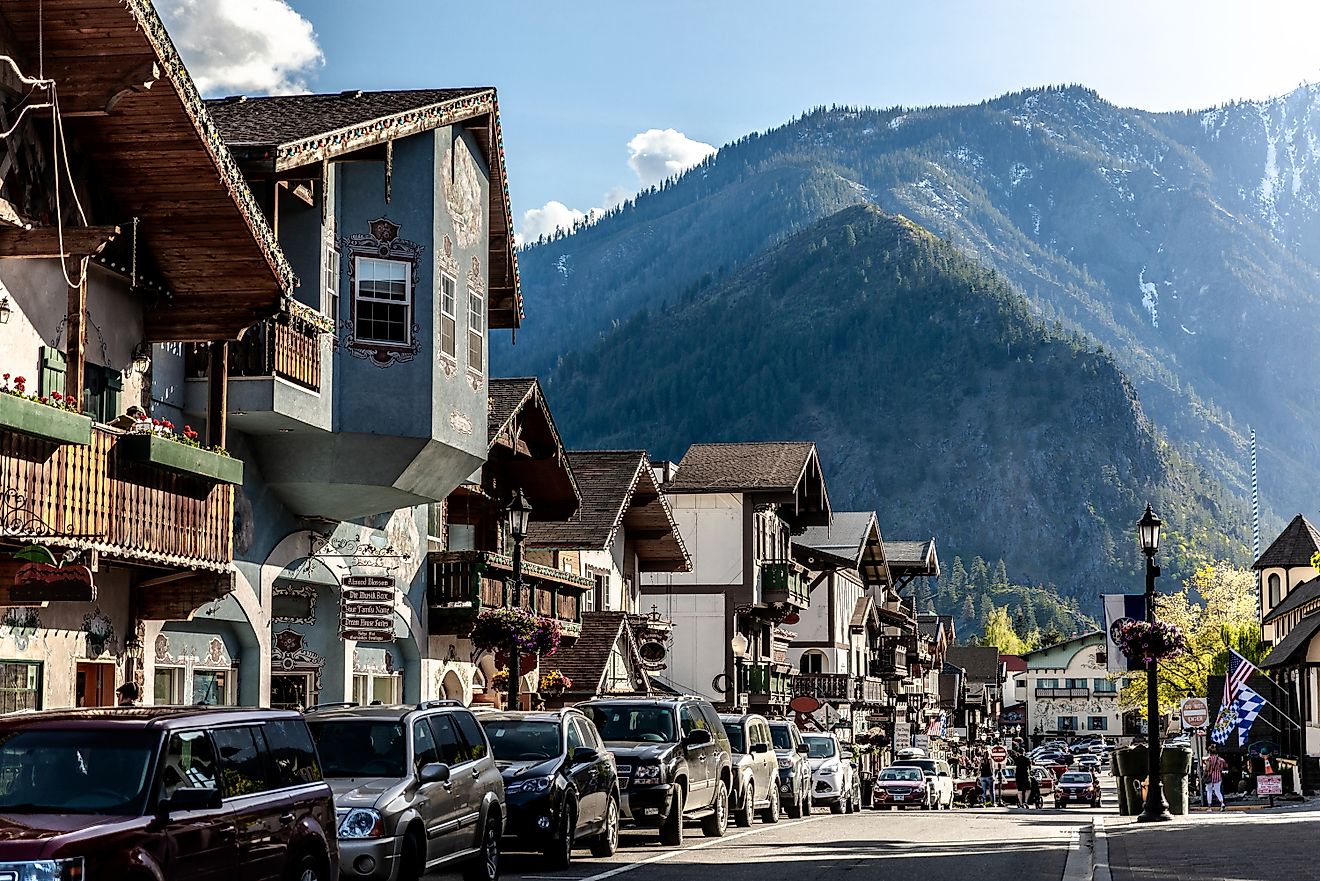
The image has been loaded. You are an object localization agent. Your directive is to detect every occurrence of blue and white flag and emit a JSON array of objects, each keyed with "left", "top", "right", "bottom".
[
  {"left": 1210, "top": 702, "right": 1237, "bottom": 746},
  {"left": 1102, "top": 594, "right": 1148, "bottom": 673},
  {"left": 1234, "top": 685, "right": 1266, "bottom": 747}
]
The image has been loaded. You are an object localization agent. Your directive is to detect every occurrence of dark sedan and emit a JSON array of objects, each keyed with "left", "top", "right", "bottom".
[{"left": 479, "top": 710, "right": 619, "bottom": 869}]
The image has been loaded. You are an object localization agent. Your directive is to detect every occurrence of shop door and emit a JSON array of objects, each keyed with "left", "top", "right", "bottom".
[
  {"left": 76, "top": 663, "right": 116, "bottom": 707},
  {"left": 270, "top": 673, "right": 312, "bottom": 711}
]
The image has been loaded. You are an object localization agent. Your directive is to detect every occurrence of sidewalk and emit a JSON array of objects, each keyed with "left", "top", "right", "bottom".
[{"left": 1100, "top": 809, "right": 1320, "bottom": 881}]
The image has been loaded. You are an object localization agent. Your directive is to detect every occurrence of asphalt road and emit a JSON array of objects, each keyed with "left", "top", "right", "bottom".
[{"left": 441, "top": 800, "right": 1108, "bottom": 881}]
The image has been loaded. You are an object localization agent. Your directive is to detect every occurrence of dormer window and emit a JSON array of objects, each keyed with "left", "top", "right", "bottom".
[{"left": 354, "top": 256, "right": 410, "bottom": 346}]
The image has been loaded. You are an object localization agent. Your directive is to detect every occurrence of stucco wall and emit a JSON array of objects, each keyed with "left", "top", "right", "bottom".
[
  {"left": 644, "top": 493, "right": 743, "bottom": 587},
  {"left": 658, "top": 593, "right": 726, "bottom": 703}
]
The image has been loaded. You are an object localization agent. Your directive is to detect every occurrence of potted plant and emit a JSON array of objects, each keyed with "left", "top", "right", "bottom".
[
  {"left": 539, "top": 669, "right": 572, "bottom": 696},
  {"left": 118, "top": 417, "right": 243, "bottom": 484},
  {"left": 531, "top": 616, "right": 562, "bottom": 658},
  {"left": 0, "top": 375, "right": 92, "bottom": 446},
  {"left": 470, "top": 607, "right": 539, "bottom": 653},
  {"left": 490, "top": 668, "right": 510, "bottom": 694},
  {"left": 1113, "top": 619, "right": 1187, "bottom": 664}
]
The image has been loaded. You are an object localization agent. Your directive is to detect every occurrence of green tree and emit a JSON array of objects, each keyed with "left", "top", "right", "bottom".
[{"left": 980, "top": 606, "right": 1032, "bottom": 655}]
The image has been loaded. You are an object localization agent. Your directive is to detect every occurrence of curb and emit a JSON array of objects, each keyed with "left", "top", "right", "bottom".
[
  {"left": 1092, "top": 817, "right": 1111, "bottom": 881},
  {"left": 1062, "top": 821, "right": 1095, "bottom": 881}
]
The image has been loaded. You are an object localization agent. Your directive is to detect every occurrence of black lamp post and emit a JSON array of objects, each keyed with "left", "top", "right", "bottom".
[
  {"left": 505, "top": 490, "right": 532, "bottom": 711},
  {"left": 1137, "top": 503, "right": 1172, "bottom": 822}
]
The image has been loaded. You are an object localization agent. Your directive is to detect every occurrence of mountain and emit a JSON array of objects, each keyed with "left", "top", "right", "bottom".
[
  {"left": 498, "top": 84, "right": 1320, "bottom": 522},
  {"left": 528, "top": 204, "right": 1250, "bottom": 609}
]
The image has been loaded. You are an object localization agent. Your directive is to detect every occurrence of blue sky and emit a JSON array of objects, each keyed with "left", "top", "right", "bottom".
[{"left": 166, "top": 0, "right": 1320, "bottom": 239}]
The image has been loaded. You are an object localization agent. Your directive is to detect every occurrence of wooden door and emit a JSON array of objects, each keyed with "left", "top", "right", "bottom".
[{"left": 76, "top": 663, "right": 116, "bottom": 707}]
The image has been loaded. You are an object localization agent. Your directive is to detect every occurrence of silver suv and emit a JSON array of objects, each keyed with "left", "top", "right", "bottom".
[{"left": 307, "top": 702, "right": 504, "bottom": 881}]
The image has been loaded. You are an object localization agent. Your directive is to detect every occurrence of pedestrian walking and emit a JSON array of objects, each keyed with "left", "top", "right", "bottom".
[
  {"left": 1203, "top": 748, "right": 1227, "bottom": 811},
  {"left": 115, "top": 682, "right": 140, "bottom": 706},
  {"left": 978, "top": 751, "right": 995, "bottom": 807},
  {"left": 1012, "top": 744, "right": 1032, "bottom": 809}
]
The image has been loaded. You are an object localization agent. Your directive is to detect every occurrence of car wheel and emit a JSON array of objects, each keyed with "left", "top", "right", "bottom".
[
  {"left": 830, "top": 795, "right": 845, "bottom": 815},
  {"left": 397, "top": 834, "right": 423, "bottom": 881},
  {"left": 286, "top": 852, "right": 328, "bottom": 881},
  {"left": 734, "top": 782, "right": 754, "bottom": 828},
  {"left": 660, "top": 785, "right": 684, "bottom": 846},
  {"left": 590, "top": 793, "right": 620, "bottom": 858},
  {"left": 461, "top": 817, "right": 500, "bottom": 881},
  {"left": 761, "top": 784, "right": 780, "bottom": 823},
  {"left": 701, "top": 780, "right": 729, "bottom": 837},
  {"left": 544, "top": 803, "right": 574, "bottom": 870},
  {"left": 785, "top": 785, "right": 803, "bottom": 818},
  {"left": 802, "top": 791, "right": 813, "bottom": 816}
]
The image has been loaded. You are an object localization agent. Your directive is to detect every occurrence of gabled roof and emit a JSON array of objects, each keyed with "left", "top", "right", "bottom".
[
  {"left": 1254, "top": 515, "right": 1320, "bottom": 570},
  {"left": 666, "top": 442, "right": 831, "bottom": 527},
  {"left": 207, "top": 87, "right": 521, "bottom": 329},
  {"left": 550, "top": 611, "right": 650, "bottom": 695},
  {"left": 526, "top": 451, "right": 690, "bottom": 573},
  {"left": 794, "top": 511, "right": 891, "bottom": 588},
  {"left": 483, "top": 378, "right": 579, "bottom": 520},
  {"left": 849, "top": 596, "right": 879, "bottom": 632},
  {"left": 1262, "top": 575, "right": 1320, "bottom": 624},
  {"left": 1261, "top": 611, "right": 1320, "bottom": 669},
  {"left": 885, "top": 539, "right": 941, "bottom": 580},
  {"left": 945, "top": 646, "right": 1001, "bottom": 683},
  {"left": 4, "top": 0, "right": 292, "bottom": 341},
  {"left": 1020, "top": 630, "right": 1103, "bottom": 660}
]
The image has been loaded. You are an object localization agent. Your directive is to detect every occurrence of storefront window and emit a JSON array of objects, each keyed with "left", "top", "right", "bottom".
[
  {"left": 0, "top": 662, "right": 41, "bottom": 713},
  {"left": 352, "top": 673, "right": 401, "bottom": 706},
  {"left": 154, "top": 667, "right": 183, "bottom": 704},
  {"left": 192, "top": 669, "right": 233, "bottom": 706}
]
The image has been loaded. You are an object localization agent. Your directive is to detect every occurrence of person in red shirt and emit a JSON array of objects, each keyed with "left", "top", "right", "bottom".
[{"left": 1202, "top": 749, "right": 1227, "bottom": 811}]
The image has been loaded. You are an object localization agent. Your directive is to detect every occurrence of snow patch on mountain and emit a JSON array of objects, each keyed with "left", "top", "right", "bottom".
[{"left": 1139, "top": 267, "right": 1159, "bottom": 329}]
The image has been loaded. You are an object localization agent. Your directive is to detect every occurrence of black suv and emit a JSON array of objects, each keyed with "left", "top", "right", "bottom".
[
  {"left": 581, "top": 696, "right": 733, "bottom": 846},
  {"left": 479, "top": 709, "right": 619, "bottom": 868},
  {"left": 768, "top": 719, "right": 812, "bottom": 818}
]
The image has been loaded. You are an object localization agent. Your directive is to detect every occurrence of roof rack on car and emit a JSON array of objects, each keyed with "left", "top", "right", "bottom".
[
  {"left": 305, "top": 702, "right": 359, "bottom": 712},
  {"left": 416, "top": 699, "right": 463, "bottom": 710}
]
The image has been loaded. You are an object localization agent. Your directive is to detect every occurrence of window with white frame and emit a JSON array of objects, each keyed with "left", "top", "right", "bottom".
[
  {"left": 440, "top": 274, "right": 457, "bottom": 360},
  {"left": 352, "top": 673, "right": 401, "bottom": 706},
  {"left": 192, "top": 669, "right": 234, "bottom": 706},
  {"left": 154, "top": 666, "right": 184, "bottom": 704},
  {"left": 324, "top": 244, "right": 340, "bottom": 323},
  {"left": 467, "top": 283, "right": 485, "bottom": 374},
  {"left": 354, "top": 257, "right": 411, "bottom": 346}
]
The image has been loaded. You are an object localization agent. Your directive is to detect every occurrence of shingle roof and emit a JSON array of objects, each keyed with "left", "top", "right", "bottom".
[
  {"left": 1254, "top": 515, "right": 1320, "bottom": 570},
  {"left": 945, "top": 646, "right": 1001, "bottom": 683},
  {"left": 916, "top": 614, "right": 942, "bottom": 639},
  {"left": 526, "top": 452, "right": 690, "bottom": 572},
  {"left": 1262, "top": 575, "right": 1320, "bottom": 624},
  {"left": 849, "top": 597, "right": 874, "bottom": 631},
  {"left": 482, "top": 378, "right": 580, "bottom": 520},
  {"left": 551, "top": 612, "right": 637, "bottom": 694},
  {"left": 1261, "top": 612, "right": 1320, "bottom": 669},
  {"left": 488, "top": 378, "right": 540, "bottom": 448},
  {"left": 795, "top": 512, "right": 874, "bottom": 567},
  {"left": 206, "top": 88, "right": 491, "bottom": 147},
  {"left": 667, "top": 442, "right": 818, "bottom": 493},
  {"left": 884, "top": 539, "right": 940, "bottom": 579}
]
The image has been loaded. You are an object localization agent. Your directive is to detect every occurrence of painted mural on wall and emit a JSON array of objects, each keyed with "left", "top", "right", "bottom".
[
  {"left": 83, "top": 607, "right": 116, "bottom": 659},
  {"left": 1, "top": 607, "right": 39, "bottom": 652},
  {"left": 272, "top": 627, "right": 325, "bottom": 690},
  {"left": 341, "top": 217, "right": 425, "bottom": 367},
  {"left": 444, "top": 141, "right": 484, "bottom": 250}
]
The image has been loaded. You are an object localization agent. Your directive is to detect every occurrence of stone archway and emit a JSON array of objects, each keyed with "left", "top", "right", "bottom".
[{"left": 441, "top": 669, "right": 465, "bottom": 702}]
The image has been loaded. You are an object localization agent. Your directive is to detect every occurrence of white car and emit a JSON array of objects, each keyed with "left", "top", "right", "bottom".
[
  {"left": 890, "top": 757, "right": 955, "bottom": 809},
  {"left": 802, "top": 733, "right": 861, "bottom": 814}
]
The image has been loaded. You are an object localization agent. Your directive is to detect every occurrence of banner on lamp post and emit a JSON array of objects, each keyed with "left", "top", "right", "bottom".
[{"left": 1102, "top": 593, "right": 1148, "bottom": 673}]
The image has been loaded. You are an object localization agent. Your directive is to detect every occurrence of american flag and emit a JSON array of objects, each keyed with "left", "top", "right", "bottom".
[{"left": 1222, "top": 649, "right": 1257, "bottom": 708}]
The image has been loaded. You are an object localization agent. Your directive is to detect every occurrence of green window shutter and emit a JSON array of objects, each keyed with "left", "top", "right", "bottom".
[
  {"left": 104, "top": 368, "right": 123, "bottom": 423},
  {"left": 39, "top": 347, "right": 66, "bottom": 398}
]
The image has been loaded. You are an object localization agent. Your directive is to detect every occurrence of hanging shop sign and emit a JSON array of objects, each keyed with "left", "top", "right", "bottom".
[
  {"left": 8, "top": 546, "right": 95, "bottom": 603},
  {"left": 339, "top": 575, "right": 395, "bottom": 642}
]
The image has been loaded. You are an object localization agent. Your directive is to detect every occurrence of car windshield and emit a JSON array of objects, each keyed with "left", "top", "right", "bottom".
[
  {"left": 880, "top": 767, "right": 922, "bottom": 781},
  {"left": 803, "top": 735, "right": 836, "bottom": 759},
  {"left": 1061, "top": 773, "right": 1094, "bottom": 784},
  {"left": 0, "top": 729, "right": 156, "bottom": 814},
  {"left": 480, "top": 720, "right": 561, "bottom": 761},
  {"left": 895, "top": 760, "right": 935, "bottom": 774},
  {"left": 308, "top": 720, "right": 405, "bottom": 778},
  {"left": 585, "top": 706, "right": 676, "bottom": 744},
  {"left": 769, "top": 725, "right": 795, "bottom": 751},
  {"left": 722, "top": 724, "right": 745, "bottom": 753}
]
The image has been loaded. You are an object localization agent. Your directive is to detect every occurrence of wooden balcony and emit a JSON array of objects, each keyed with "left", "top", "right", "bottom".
[
  {"left": 1, "top": 423, "right": 234, "bottom": 572},
  {"left": 760, "top": 560, "right": 810, "bottom": 609},
  {"left": 742, "top": 663, "right": 792, "bottom": 705},
  {"left": 186, "top": 316, "right": 322, "bottom": 391},
  {"left": 427, "top": 550, "right": 591, "bottom": 637},
  {"left": 793, "top": 672, "right": 852, "bottom": 701}
]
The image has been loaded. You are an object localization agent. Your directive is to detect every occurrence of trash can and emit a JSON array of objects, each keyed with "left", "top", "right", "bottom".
[
  {"left": 1115, "top": 775, "right": 1130, "bottom": 815},
  {"left": 1161, "top": 747, "right": 1192, "bottom": 815},
  {"left": 1114, "top": 747, "right": 1148, "bottom": 816}
]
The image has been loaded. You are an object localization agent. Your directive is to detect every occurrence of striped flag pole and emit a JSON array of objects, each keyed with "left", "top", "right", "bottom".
[{"left": 1251, "top": 429, "right": 1260, "bottom": 561}]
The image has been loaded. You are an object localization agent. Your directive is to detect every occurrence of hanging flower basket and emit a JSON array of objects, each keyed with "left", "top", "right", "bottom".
[
  {"left": 470, "top": 607, "right": 539, "bottom": 653},
  {"left": 539, "top": 670, "right": 572, "bottom": 694},
  {"left": 1113, "top": 619, "right": 1187, "bottom": 664},
  {"left": 531, "top": 617, "right": 562, "bottom": 658},
  {"left": 490, "top": 668, "right": 510, "bottom": 694}
]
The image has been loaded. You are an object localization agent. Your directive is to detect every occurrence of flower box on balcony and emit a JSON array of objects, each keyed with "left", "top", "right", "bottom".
[
  {"left": 118, "top": 434, "right": 244, "bottom": 485},
  {"left": 0, "top": 394, "right": 92, "bottom": 446}
]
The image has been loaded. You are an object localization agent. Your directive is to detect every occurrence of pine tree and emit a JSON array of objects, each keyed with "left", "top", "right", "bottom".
[
  {"left": 970, "top": 557, "right": 990, "bottom": 593},
  {"left": 992, "top": 559, "right": 1009, "bottom": 589}
]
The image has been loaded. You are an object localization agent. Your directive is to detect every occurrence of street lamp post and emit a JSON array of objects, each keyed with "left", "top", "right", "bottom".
[
  {"left": 730, "top": 631, "right": 749, "bottom": 710},
  {"left": 505, "top": 490, "right": 532, "bottom": 711},
  {"left": 1137, "top": 503, "right": 1172, "bottom": 822}
]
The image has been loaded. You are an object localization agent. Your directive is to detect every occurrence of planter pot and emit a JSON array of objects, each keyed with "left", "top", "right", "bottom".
[
  {"left": 0, "top": 394, "right": 92, "bottom": 446},
  {"left": 1160, "top": 746, "right": 1192, "bottom": 775},
  {"left": 118, "top": 433, "right": 243, "bottom": 485},
  {"left": 1114, "top": 746, "right": 1149, "bottom": 778}
]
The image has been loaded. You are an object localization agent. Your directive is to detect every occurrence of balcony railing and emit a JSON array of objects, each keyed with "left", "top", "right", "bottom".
[
  {"left": 428, "top": 550, "right": 591, "bottom": 636},
  {"left": 1035, "top": 687, "right": 1090, "bottom": 698},
  {"left": 760, "top": 560, "right": 810, "bottom": 609},
  {"left": 185, "top": 317, "right": 323, "bottom": 391},
  {"left": 793, "top": 672, "right": 851, "bottom": 701},
  {"left": 870, "top": 646, "right": 909, "bottom": 681},
  {"left": 1, "top": 424, "right": 233, "bottom": 571},
  {"left": 742, "top": 662, "right": 792, "bottom": 703},
  {"left": 857, "top": 676, "right": 887, "bottom": 705}
]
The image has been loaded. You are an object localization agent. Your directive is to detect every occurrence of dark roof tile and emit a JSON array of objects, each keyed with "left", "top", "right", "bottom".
[
  {"left": 666, "top": 442, "right": 818, "bottom": 493},
  {"left": 552, "top": 612, "right": 631, "bottom": 693},
  {"left": 1262, "top": 575, "right": 1320, "bottom": 624},
  {"left": 1254, "top": 515, "right": 1320, "bottom": 570},
  {"left": 1261, "top": 612, "right": 1320, "bottom": 669},
  {"left": 945, "top": 646, "right": 1001, "bottom": 682}
]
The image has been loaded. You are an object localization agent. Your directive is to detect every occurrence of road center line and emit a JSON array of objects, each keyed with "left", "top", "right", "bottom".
[{"left": 573, "top": 817, "right": 826, "bottom": 881}]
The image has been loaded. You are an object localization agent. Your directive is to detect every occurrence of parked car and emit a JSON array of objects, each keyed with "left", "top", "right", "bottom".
[
  {"left": 0, "top": 706, "right": 338, "bottom": 881},
  {"left": 1000, "top": 766, "right": 1057, "bottom": 805},
  {"left": 478, "top": 710, "right": 619, "bottom": 868},
  {"left": 802, "top": 733, "right": 860, "bottom": 814},
  {"left": 871, "top": 765, "right": 931, "bottom": 809},
  {"left": 1074, "top": 753, "right": 1102, "bottom": 772},
  {"left": 768, "top": 719, "right": 813, "bottom": 818},
  {"left": 891, "top": 757, "right": 955, "bottom": 810},
  {"left": 580, "top": 696, "right": 733, "bottom": 845},
  {"left": 307, "top": 702, "right": 503, "bottom": 881},
  {"left": 719, "top": 713, "right": 781, "bottom": 825},
  {"left": 1055, "top": 770, "right": 1102, "bottom": 808}
]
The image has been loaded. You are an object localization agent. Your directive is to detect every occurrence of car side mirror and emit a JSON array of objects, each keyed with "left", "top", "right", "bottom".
[
  {"left": 751, "top": 742, "right": 770, "bottom": 754},
  {"left": 571, "top": 747, "right": 599, "bottom": 765},
  {"left": 419, "top": 763, "right": 451, "bottom": 784},
  {"left": 684, "top": 728, "right": 713, "bottom": 748},
  {"left": 796, "top": 743, "right": 810, "bottom": 754},
  {"left": 158, "top": 787, "right": 221, "bottom": 817}
]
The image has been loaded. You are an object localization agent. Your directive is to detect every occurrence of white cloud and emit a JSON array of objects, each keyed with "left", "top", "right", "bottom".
[
  {"left": 520, "top": 201, "right": 587, "bottom": 243},
  {"left": 157, "top": 0, "right": 323, "bottom": 96},
  {"left": 626, "top": 128, "right": 717, "bottom": 189}
]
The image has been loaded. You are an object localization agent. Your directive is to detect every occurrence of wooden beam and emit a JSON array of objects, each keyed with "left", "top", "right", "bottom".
[
  {"left": 66, "top": 270, "right": 86, "bottom": 405},
  {"left": 207, "top": 342, "right": 229, "bottom": 448},
  {"left": 0, "top": 225, "right": 120, "bottom": 258}
]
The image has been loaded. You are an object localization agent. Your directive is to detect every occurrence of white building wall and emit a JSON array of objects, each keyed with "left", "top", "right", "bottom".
[
  {"left": 644, "top": 493, "right": 742, "bottom": 588},
  {"left": 658, "top": 593, "right": 726, "bottom": 704}
]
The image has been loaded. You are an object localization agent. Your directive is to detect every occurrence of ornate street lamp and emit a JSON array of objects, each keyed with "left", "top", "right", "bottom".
[
  {"left": 730, "top": 632, "right": 749, "bottom": 709},
  {"left": 505, "top": 490, "right": 532, "bottom": 710},
  {"left": 1137, "top": 503, "right": 1171, "bottom": 822}
]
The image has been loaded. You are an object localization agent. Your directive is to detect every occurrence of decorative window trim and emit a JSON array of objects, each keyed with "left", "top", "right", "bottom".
[
  {"left": 467, "top": 255, "right": 486, "bottom": 382},
  {"left": 341, "top": 218, "right": 424, "bottom": 367},
  {"left": 353, "top": 255, "right": 413, "bottom": 347},
  {"left": 440, "top": 272, "right": 458, "bottom": 364},
  {"left": 273, "top": 581, "right": 319, "bottom": 626}
]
